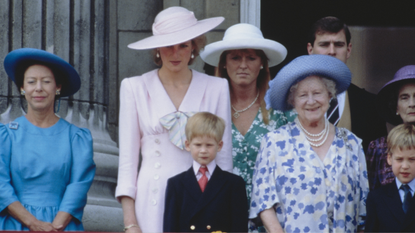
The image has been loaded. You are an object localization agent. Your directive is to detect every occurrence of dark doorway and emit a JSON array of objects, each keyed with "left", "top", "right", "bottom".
[{"left": 261, "top": 0, "right": 415, "bottom": 78}]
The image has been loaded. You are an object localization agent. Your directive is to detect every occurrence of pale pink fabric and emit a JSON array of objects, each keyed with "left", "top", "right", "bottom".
[{"left": 115, "top": 69, "right": 232, "bottom": 232}]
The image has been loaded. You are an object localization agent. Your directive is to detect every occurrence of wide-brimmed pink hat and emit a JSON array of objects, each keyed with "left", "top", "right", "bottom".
[{"left": 128, "top": 6, "right": 224, "bottom": 50}]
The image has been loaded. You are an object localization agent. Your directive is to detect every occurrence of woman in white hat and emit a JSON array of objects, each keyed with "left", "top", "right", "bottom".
[
  {"left": 200, "top": 23, "right": 293, "bottom": 207},
  {"left": 115, "top": 6, "right": 232, "bottom": 233}
]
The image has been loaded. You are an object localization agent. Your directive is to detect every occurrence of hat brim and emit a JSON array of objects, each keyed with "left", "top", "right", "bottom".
[
  {"left": 266, "top": 54, "right": 351, "bottom": 111},
  {"left": 4, "top": 48, "right": 81, "bottom": 97},
  {"left": 376, "top": 78, "right": 415, "bottom": 125},
  {"left": 127, "top": 17, "right": 224, "bottom": 50},
  {"left": 200, "top": 38, "right": 287, "bottom": 67}
]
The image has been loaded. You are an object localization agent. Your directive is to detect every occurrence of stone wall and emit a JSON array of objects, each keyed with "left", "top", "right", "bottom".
[{"left": 0, "top": 0, "right": 121, "bottom": 231}]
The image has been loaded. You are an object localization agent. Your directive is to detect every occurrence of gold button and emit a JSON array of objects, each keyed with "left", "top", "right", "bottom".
[
  {"left": 190, "top": 225, "right": 195, "bottom": 230},
  {"left": 206, "top": 225, "right": 211, "bottom": 230}
]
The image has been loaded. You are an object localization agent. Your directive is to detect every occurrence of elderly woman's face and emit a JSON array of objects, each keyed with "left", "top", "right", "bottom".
[
  {"left": 225, "top": 49, "right": 262, "bottom": 88},
  {"left": 397, "top": 83, "right": 415, "bottom": 123},
  {"left": 22, "top": 64, "right": 61, "bottom": 113},
  {"left": 293, "top": 76, "right": 330, "bottom": 125}
]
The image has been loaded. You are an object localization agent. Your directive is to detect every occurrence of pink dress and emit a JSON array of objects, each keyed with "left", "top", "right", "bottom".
[{"left": 115, "top": 69, "right": 232, "bottom": 232}]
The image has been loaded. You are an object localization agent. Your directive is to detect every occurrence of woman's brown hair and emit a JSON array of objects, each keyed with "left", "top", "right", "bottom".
[{"left": 215, "top": 49, "right": 271, "bottom": 124}]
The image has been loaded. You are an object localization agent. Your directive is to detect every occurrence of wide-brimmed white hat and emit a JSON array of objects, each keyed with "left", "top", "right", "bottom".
[
  {"left": 128, "top": 6, "right": 224, "bottom": 50},
  {"left": 200, "top": 23, "right": 287, "bottom": 67}
]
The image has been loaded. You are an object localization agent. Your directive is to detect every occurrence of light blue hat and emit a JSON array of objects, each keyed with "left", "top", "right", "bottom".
[{"left": 265, "top": 54, "right": 351, "bottom": 111}]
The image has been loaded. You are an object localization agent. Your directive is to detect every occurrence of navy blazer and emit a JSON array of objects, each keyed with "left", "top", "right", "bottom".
[
  {"left": 163, "top": 165, "right": 248, "bottom": 232},
  {"left": 348, "top": 84, "right": 387, "bottom": 152},
  {"left": 365, "top": 180, "right": 415, "bottom": 232}
]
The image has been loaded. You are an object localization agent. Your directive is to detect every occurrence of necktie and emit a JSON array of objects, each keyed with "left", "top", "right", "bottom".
[
  {"left": 401, "top": 184, "right": 412, "bottom": 213},
  {"left": 198, "top": 166, "right": 208, "bottom": 192},
  {"left": 327, "top": 98, "right": 339, "bottom": 125}
]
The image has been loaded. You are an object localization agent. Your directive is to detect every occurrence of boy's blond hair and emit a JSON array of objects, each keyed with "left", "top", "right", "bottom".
[
  {"left": 185, "top": 112, "right": 225, "bottom": 142},
  {"left": 387, "top": 123, "right": 415, "bottom": 155}
]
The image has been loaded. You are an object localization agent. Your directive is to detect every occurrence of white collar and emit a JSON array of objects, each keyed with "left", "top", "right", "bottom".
[
  {"left": 193, "top": 160, "right": 216, "bottom": 175},
  {"left": 395, "top": 177, "right": 415, "bottom": 192}
]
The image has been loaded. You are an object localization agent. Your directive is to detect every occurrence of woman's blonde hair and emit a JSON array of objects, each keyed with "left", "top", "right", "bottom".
[
  {"left": 152, "top": 34, "right": 207, "bottom": 66},
  {"left": 387, "top": 123, "right": 415, "bottom": 155},
  {"left": 215, "top": 49, "right": 271, "bottom": 124},
  {"left": 185, "top": 112, "right": 225, "bottom": 143}
]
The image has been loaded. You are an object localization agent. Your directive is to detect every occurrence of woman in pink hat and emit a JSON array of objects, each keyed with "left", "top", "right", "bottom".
[{"left": 115, "top": 6, "right": 232, "bottom": 233}]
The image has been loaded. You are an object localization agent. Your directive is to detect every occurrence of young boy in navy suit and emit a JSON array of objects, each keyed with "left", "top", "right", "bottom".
[
  {"left": 366, "top": 124, "right": 415, "bottom": 232},
  {"left": 163, "top": 112, "right": 248, "bottom": 232}
]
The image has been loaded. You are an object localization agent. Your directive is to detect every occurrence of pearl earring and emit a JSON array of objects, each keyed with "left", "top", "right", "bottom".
[
  {"left": 20, "top": 90, "right": 25, "bottom": 95},
  {"left": 156, "top": 52, "right": 160, "bottom": 58},
  {"left": 396, "top": 112, "right": 399, "bottom": 115},
  {"left": 191, "top": 53, "right": 194, "bottom": 59},
  {"left": 260, "top": 66, "right": 263, "bottom": 69},
  {"left": 56, "top": 90, "right": 61, "bottom": 95}
]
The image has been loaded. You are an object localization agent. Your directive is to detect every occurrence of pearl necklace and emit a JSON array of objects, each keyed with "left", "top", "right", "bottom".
[
  {"left": 295, "top": 118, "right": 329, "bottom": 147},
  {"left": 232, "top": 92, "right": 259, "bottom": 118},
  {"left": 296, "top": 118, "right": 328, "bottom": 142}
]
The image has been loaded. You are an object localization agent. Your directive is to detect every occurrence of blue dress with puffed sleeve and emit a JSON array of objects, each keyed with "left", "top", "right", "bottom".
[{"left": 0, "top": 116, "right": 96, "bottom": 231}]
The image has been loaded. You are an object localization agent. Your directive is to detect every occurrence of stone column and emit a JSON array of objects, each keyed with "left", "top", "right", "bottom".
[{"left": 0, "top": 0, "right": 122, "bottom": 231}]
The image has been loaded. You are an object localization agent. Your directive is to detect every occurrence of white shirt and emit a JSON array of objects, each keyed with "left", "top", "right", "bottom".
[
  {"left": 337, "top": 91, "right": 346, "bottom": 119},
  {"left": 193, "top": 160, "right": 216, "bottom": 181},
  {"left": 395, "top": 177, "right": 415, "bottom": 202},
  {"left": 325, "top": 92, "right": 345, "bottom": 120}
]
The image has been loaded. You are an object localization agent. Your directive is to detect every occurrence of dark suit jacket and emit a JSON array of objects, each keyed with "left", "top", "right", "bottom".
[
  {"left": 163, "top": 165, "right": 248, "bottom": 232},
  {"left": 365, "top": 180, "right": 415, "bottom": 232},
  {"left": 348, "top": 84, "right": 387, "bottom": 153}
]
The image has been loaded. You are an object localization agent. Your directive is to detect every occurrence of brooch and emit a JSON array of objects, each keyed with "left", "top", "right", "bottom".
[{"left": 9, "top": 122, "right": 18, "bottom": 130}]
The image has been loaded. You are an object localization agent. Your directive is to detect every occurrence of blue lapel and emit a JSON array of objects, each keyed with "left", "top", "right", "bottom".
[
  {"left": 190, "top": 166, "right": 228, "bottom": 218},
  {"left": 384, "top": 180, "right": 405, "bottom": 224},
  {"left": 181, "top": 167, "right": 203, "bottom": 203},
  {"left": 402, "top": 185, "right": 415, "bottom": 229}
]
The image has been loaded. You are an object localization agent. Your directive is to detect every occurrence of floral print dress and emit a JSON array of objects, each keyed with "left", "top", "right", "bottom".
[
  {"left": 249, "top": 120, "right": 369, "bottom": 233},
  {"left": 232, "top": 108, "right": 296, "bottom": 204}
]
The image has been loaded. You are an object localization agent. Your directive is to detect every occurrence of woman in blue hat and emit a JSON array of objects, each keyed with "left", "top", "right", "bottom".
[
  {"left": 0, "top": 48, "right": 96, "bottom": 231},
  {"left": 249, "top": 55, "right": 369, "bottom": 232}
]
